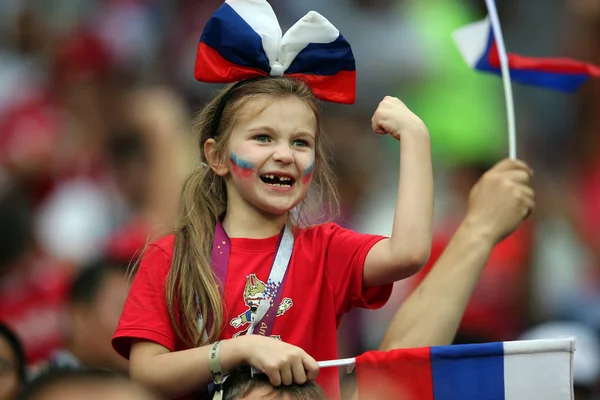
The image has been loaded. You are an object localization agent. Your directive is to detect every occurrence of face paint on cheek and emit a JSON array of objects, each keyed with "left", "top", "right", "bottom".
[
  {"left": 302, "top": 161, "right": 315, "bottom": 184},
  {"left": 229, "top": 153, "right": 255, "bottom": 178}
]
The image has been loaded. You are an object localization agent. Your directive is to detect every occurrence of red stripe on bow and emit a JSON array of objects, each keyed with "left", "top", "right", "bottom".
[
  {"left": 194, "top": 42, "right": 268, "bottom": 83},
  {"left": 287, "top": 71, "right": 356, "bottom": 104}
]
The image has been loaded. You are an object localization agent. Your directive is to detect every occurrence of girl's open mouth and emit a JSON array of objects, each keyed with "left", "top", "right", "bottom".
[{"left": 260, "top": 174, "right": 295, "bottom": 187}]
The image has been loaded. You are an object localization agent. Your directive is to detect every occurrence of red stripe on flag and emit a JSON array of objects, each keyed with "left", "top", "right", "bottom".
[
  {"left": 487, "top": 41, "right": 600, "bottom": 76},
  {"left": 194, "top": 41, "right": 268, "bottom": 83},
  {"left": 355, "top": 347, "right": 434, "bottom": 400}
]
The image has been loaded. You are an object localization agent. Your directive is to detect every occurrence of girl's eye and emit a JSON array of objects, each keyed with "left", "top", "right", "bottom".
[
  {"left": 292, "top": 139, "right": 309, "bottom": 148},
  {"left": 253, "top": 135, "right": 271, "bottom": 143}
]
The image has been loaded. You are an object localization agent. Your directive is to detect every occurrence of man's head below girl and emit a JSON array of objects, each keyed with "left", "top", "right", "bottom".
[{"left": 222, "top": 367, "right": 326, "bottom": 400}]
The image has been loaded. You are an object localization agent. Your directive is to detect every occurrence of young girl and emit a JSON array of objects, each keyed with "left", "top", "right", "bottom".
[{"left": 112, "top": 1, "right": 433, "bottom": 399}]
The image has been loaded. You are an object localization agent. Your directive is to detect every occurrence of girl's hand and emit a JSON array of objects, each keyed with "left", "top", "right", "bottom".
[
  {"left": 236, "top": 335, "right": 319, "bottom": 386},
  {"left": 371, "top": 96, "right": 429, "bottom": 141}
]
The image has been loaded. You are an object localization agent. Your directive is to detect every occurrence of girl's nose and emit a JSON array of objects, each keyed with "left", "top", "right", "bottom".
[{"left": 272, "top": 143, "right": 294, "bottom": 164}]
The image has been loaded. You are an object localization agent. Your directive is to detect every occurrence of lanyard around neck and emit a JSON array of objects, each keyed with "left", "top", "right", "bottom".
[{"left": 199, "top": 219, "right": 294, "bottom": 339}]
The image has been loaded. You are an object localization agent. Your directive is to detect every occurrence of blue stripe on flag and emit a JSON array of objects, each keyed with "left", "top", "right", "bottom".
[
  {"left": 430, "top": 342, "right": 505, "bottom": 400},
  {"left": 286, "top": 35, "right": 356, "bottom": 75},
  {"left": 200, "top": 3, "right": 271, "bottom": 73}
]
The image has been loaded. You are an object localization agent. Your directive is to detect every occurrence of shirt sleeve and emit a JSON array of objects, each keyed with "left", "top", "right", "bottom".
[
  {"left": 320, "top": 223, "right": 393, "bottom": 317},
  {"left": 112, "top": 242, "right": 178, "bottom": 359}
]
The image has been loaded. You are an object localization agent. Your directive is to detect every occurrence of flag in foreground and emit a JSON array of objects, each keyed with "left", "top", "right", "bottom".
[
  {"left": 355, "top": 338, "right": 574, "bottom": 400},
  {"left": 453, "top": 16, "right": 600, "bottom": 92}
]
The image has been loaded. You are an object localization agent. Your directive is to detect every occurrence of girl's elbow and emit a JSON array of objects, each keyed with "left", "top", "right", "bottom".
[
  {"left": 129, "top": 363, "right": 167, "bottom": 396},
  {"left": 129, "top": 364, "right": 151, "bottom": 388},
  {"left": 403, "top": 248, "right": 430, "bottom": 273},
  {"left": 393, "top": 237, "right": 431, "bottom": 269},
  {"left": 414, "top": 250, "right": 431, "bottom": 268},
  {"left": 385, "top": 248, "right": 429, "bottom": 280},
  {"left": 401, "top": 262, "right": 424, "bottom": 278}
]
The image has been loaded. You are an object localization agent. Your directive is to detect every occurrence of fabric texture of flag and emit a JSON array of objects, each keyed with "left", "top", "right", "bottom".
[
  {"left": 453, "top": 16, "right": 600, "bottom": 92},
  {"left": 194, "top": 0, "right": 356, "bottom": 104},
  {"left": 355, "top": 338, "right": 574, "bottom": 400}
]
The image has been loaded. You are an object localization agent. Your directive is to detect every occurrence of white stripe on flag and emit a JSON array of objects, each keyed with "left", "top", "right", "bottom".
[
  {"left": 452, "top": 16, "right": 491, "bottom": 68},
  {"left": 503, "top": 338, "right": 574, "bottom": 400}
]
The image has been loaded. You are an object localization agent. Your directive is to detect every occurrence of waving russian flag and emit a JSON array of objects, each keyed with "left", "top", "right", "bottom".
[
  {"left": 453, "top": 16, "right": 600, "bottom": 92},
  {"left": 355, "top": 339, "right": 574, "bottom": 400},
  {"left": 194, "top": 0, "right": 356, "bottom": 104}
]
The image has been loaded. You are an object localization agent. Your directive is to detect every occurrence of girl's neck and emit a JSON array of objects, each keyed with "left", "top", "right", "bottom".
[{"left": 222, "top": 206, "right": 288, "bottom": 239}]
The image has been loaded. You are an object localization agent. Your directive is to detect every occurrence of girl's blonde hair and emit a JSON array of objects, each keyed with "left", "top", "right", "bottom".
[{"left": 168, "top": 76, "right": 339, "bottom": 346}]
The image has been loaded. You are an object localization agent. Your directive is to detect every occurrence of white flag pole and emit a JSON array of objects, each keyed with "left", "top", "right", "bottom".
[
  {"left": 484, "top": 0, "right": 517, "bottom": 159},
  {"left": 317, "top": 357, "right": 356, "bottom": 368}
]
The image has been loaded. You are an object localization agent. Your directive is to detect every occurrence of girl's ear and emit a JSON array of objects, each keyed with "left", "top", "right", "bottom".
[{"left": 204, "top": 139, "right": 229, "bottom": 176}]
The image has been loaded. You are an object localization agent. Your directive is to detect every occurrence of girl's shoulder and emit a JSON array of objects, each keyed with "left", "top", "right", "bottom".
[
  {"left": 132, "top": 234, "right": 176, "bottom": 278},
  {"left": 295, "top": 222, "right": 382, "bottom": 246},
  {"left": 142, "top": 233, "right": 176, "bottom": 261},
  {"left": 151, "top": 233, "right": 176, "bottom": 250},
  {"left": 295, "top": 221, "right": 348, "bottom": 240}
]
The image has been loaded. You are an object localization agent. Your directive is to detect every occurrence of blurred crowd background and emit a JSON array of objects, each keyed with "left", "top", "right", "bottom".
[{"left": 1, "top": 0, "right": 599, "bottom": 399}]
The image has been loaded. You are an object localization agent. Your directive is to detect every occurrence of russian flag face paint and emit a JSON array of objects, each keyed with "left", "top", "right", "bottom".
[
  {"left": 229, "top": 153, "right": 255, "bottom": 178},
  {"left": 302, "top": 161, "right": 314, "bottom": 184}
]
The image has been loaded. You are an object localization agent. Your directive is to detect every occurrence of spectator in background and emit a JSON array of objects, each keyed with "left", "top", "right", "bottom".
[
  {"left": 0, "top": 323, "right": 27, "bottom": 400},
  {"left": 102, "top": 86, "right": 194, "bottom": 257},
  {"left": 17, "top": 368, "right": 158, "bottom": 400},
  {"left": 0, "top": 185, "right": 74, "bottom": 367},
  {"left": 40, "top": 258, "right": 130, "bottom": 375}
]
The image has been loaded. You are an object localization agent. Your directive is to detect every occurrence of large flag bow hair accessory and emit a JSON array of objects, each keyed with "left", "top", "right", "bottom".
[{"left": 194, "top": 0, "right": 356, "bottom": 110}]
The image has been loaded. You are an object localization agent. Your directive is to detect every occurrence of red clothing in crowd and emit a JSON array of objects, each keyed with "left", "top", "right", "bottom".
[{"left": 0, "top": 254, "right": 74, "bottom": 365}]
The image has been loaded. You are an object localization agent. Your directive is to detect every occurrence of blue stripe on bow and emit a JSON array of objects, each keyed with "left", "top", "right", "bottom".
[
  {"left": 286, "top": 35, "right": 356, "bottom": 76},
  {"left": 200, "top": 3, "right": 271, "bottom": 74}
]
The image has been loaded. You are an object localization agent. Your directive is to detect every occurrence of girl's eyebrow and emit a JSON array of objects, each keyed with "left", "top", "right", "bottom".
[
  {"left": 291, "top": 132, "right": 316, "bottom": 140},
  {"left": 247, "top": 126, "right": 316, "bottom": 139},
  {"left": 247, "top": 126, "right": 277, "bottom": 134}
]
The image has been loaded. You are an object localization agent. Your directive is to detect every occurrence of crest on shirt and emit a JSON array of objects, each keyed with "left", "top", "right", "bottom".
[{"left": 230, "top": 274, "right": 292, "bottom": 337}]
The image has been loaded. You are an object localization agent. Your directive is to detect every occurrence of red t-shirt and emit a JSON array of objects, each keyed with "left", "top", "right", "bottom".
[{"left": 113, "top": 222, "right": 392, "bottom": 399}]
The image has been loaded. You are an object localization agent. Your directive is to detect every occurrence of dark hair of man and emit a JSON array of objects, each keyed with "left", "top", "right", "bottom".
[
  {"left": 68, "top": 257, "right": 128, "bottom": 306},
  {"left": 16, "top": 368, "right": 131, "bottom": 400},
  {"left": 0, "top": 322, "right": 27, "bottom": 384},
  {"left": 223, "top": 367, "right": 327, "bottom": 400},
  {"left": 0, "top": 186, "right": 32, "bottom": 273}
]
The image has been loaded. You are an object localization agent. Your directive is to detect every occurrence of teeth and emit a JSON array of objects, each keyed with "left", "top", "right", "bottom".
[{"left": 262, "top": 174, "right": 292, "bottom": 182}]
